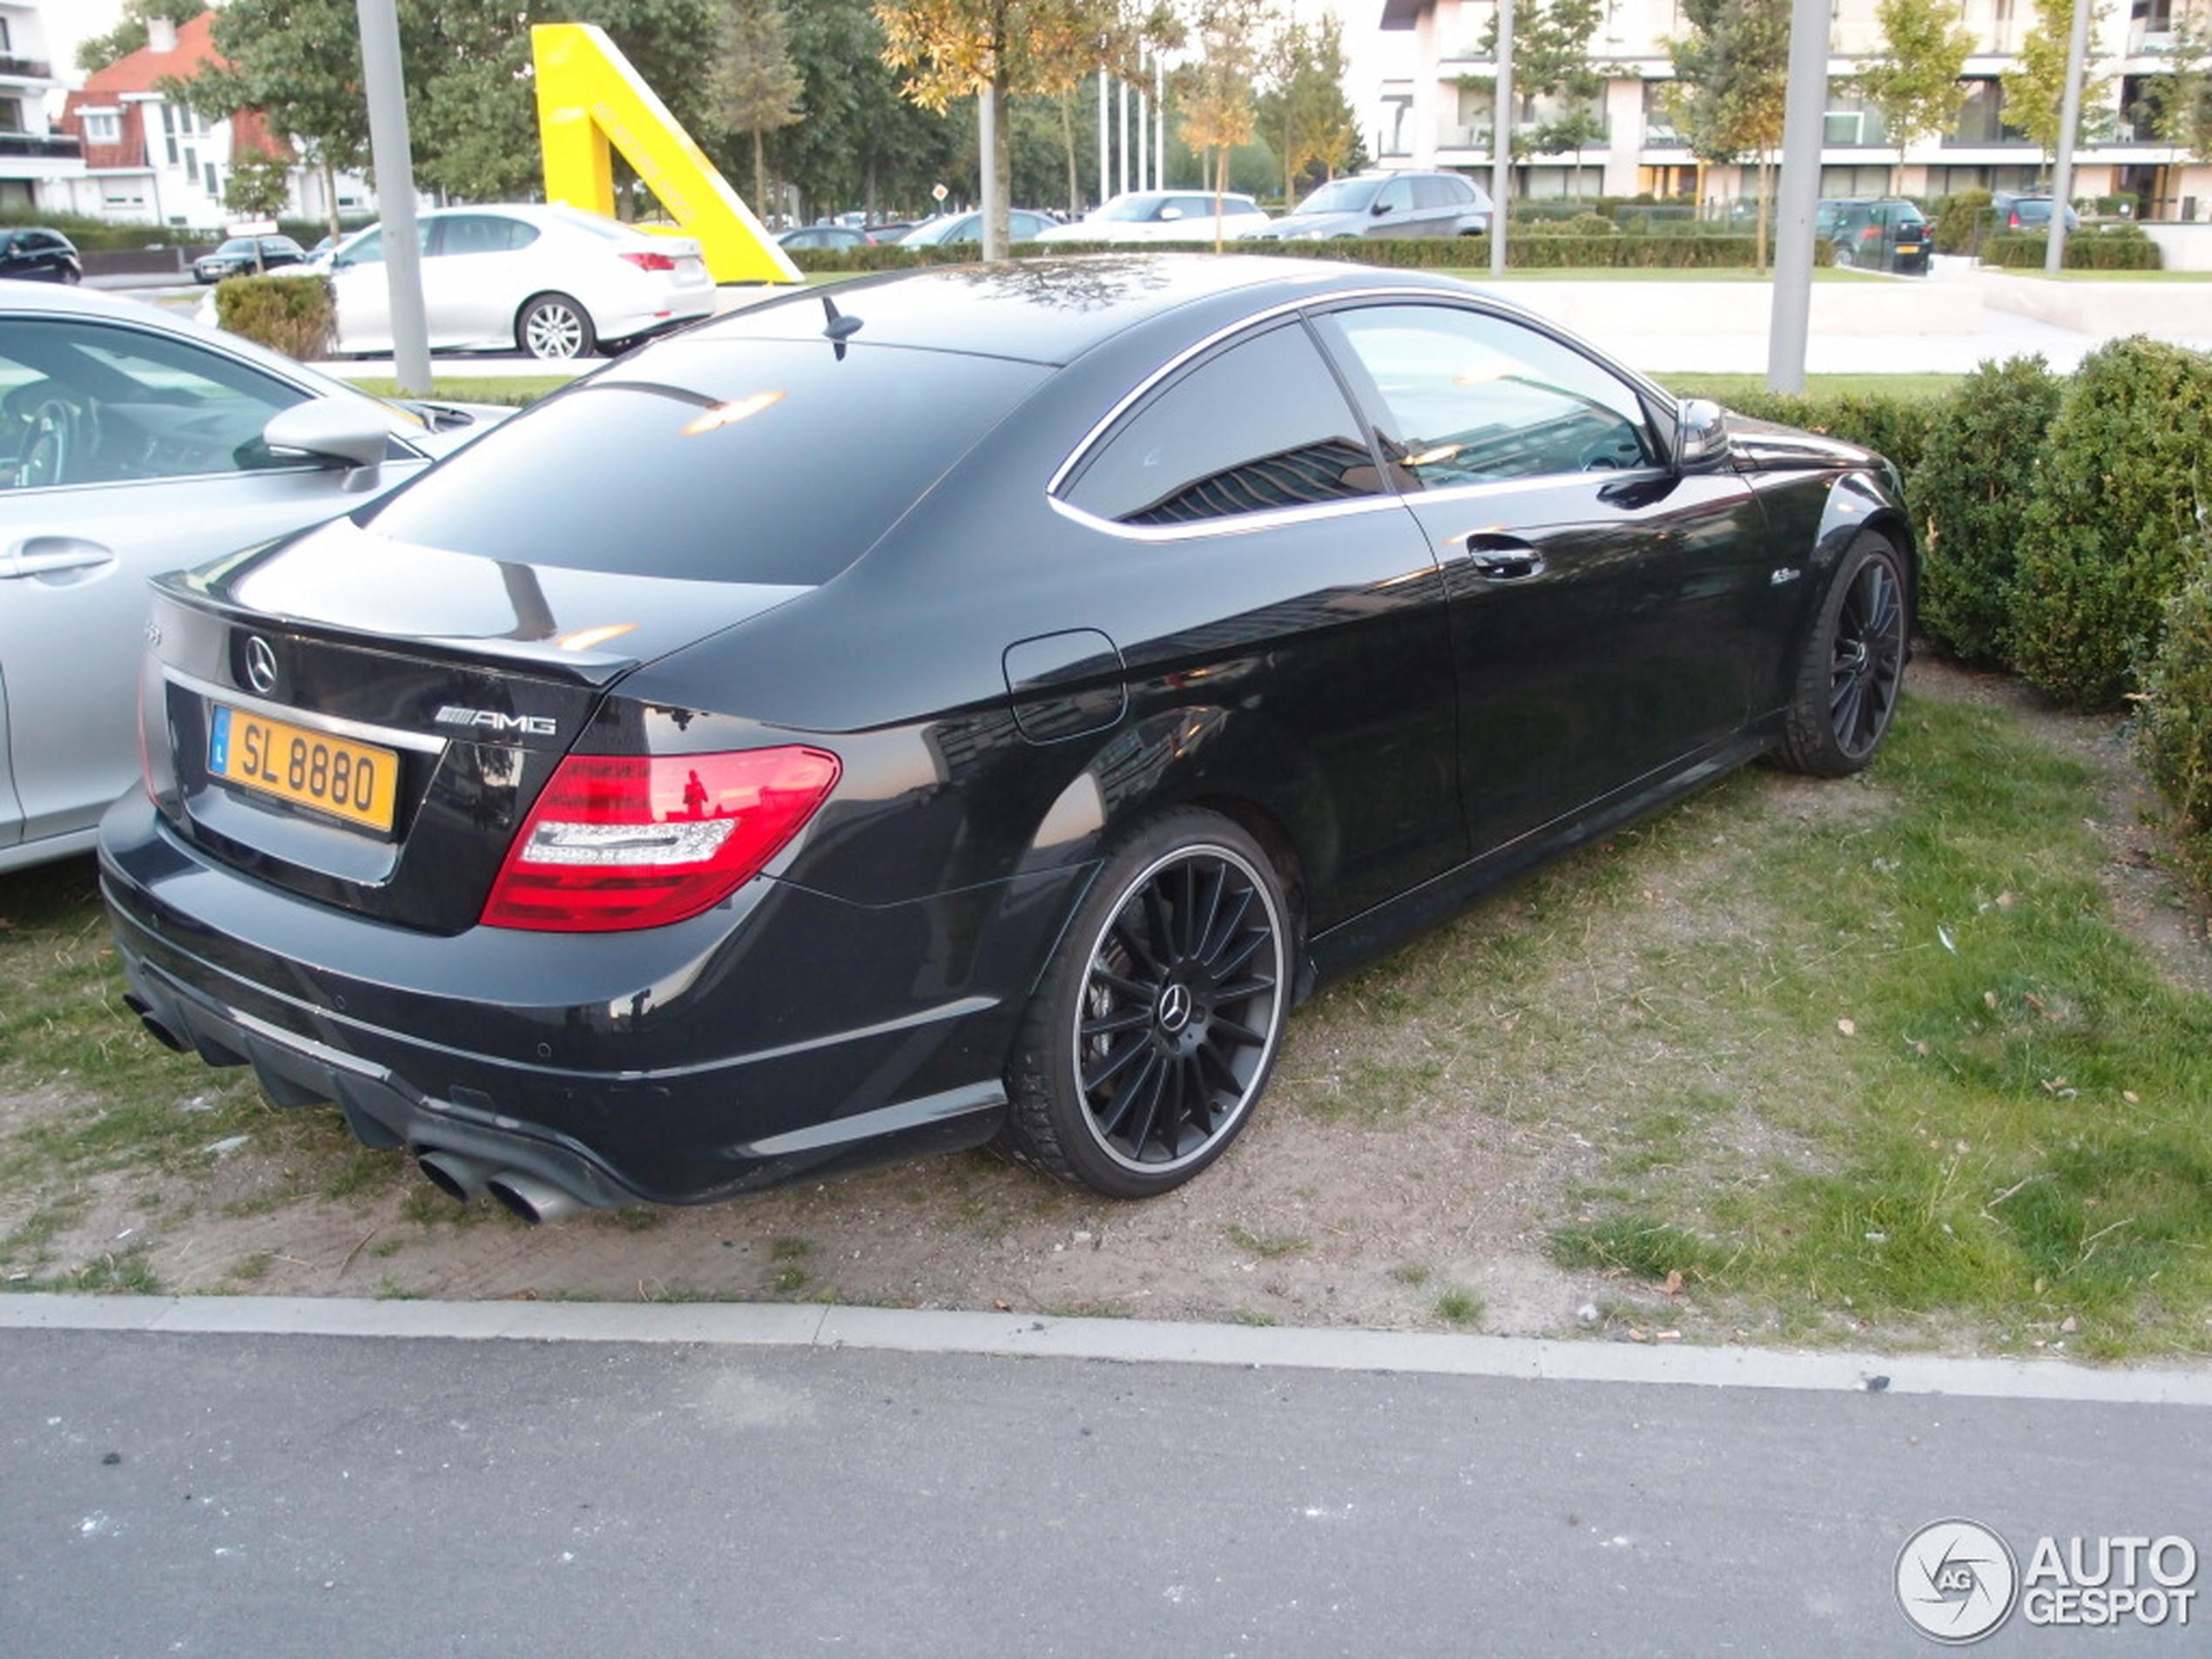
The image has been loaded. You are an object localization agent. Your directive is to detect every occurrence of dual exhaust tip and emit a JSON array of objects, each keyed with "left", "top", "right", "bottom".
[
  {"left": 122, "top": 998, "right": 589, "bottom": 1226},
  {"left": 415, "top": 1148, "right": 583, "bottom": 1226}
]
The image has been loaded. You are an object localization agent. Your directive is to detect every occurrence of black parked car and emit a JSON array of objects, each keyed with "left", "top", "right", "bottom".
[
  {"left": 192, "top": 234, "right": 309, "bottom": 283},
  {"left": 101, "top": 255, "right": 1912, "bottom": 1221},
  {"left": 0, "top": 227, "right": 83, "bottom": 284},
  {"left": 1819, "top": 199, "right": 1932, "bottom": 273}
]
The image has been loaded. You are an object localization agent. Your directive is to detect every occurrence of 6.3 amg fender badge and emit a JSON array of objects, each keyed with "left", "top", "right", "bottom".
[{"left": 435, "top": 705, "right": 559, "bottom": 738}]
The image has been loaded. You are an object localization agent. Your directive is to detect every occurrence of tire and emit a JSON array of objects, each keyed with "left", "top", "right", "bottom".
[
  {"left": 516, "top": 293, "right": 595, "bottom": 361},
  {"left": 1001, "top": 810, "right": 1291, "bottom": 1198},
  {"left": 1831, "top": 242, "right": 1857, "bottom": 268},
  {"left": 1777, "top": 533, "right": 1908, "bottom": 777}
]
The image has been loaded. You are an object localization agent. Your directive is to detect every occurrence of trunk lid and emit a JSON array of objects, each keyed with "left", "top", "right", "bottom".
[{"left": 142, "top": 516, "right": 805, "bottom": 933}]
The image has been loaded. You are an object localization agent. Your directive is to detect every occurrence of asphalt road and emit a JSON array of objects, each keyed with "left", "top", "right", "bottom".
[{"left": 3, "top": 1299, "right": 2207, "bottom": 1657}]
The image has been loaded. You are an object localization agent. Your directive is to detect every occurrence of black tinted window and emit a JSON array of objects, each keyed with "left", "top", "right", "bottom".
[
  {"left": 1318, "top": 304, "right": 1657, "bottom": 485},
  {"left": 1062, "top": 321, "right": 1385, "bottom": 526},
  {"left": 364, "top": 338, "right": 1049, "bottom": 585}
]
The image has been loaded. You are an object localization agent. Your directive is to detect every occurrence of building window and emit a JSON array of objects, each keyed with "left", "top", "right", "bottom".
[
  {"left": 84, "top": 111, "right": 122, "bottom": 145},
  {"left": 0, "top": 101, "right": 21, "bottom": 136}
]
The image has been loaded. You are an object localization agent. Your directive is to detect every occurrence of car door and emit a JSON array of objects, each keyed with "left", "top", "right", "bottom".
[
  {"left": 1368, "top": 174, "right": 1417, "bottom": 235},
  {"left": 0, "top": 313, "right": 416, "bottom": 867},
  {"left": 1054, "top": 317, "right": 1466, "bottom": 925},
  {"left": 421, "top": 212, "right": 538, "bottom": 349},
  {"left": 1311, "top": 301, "right": 1776, "bottom": 857}
]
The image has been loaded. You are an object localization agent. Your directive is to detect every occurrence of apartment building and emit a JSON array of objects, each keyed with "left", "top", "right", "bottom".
[
  {"left": 0, "top": 1, "right": 81, "bottom": 212},
  {"left": 1379, "top": 0, "right": 2212, "bottom": 218}
]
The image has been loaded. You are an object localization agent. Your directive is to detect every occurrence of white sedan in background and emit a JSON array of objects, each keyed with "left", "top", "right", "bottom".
[
  {"left": 0, "top": 281, "right": 502, "bottom": 872},
  {"left": 1034, "top": 190, "right": 1272, "bottom": 245},
  {"left": 217, "top": 204, "right": 718, "bottom": 361}
]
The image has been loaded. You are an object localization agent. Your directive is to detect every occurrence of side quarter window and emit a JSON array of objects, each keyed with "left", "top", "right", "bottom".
[
  {"left": 1060, "top": 321, "right": 1389, "bottom": 528},
  {"left": 1315, "top": 304, "right": 1659, "bottom": 487}
]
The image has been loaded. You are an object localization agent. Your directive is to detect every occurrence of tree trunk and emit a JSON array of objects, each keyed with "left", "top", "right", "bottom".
[
  {"left": 753, "top": 128, "right": 769, "bottom": 229},
  {"left": 321, "top": 158, "right": 341, "bottom": 246}
]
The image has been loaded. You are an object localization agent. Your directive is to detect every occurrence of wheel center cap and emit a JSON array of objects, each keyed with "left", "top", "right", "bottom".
[{"left": 1156, "top": 981, "right": 1196, "bottom": 1035}]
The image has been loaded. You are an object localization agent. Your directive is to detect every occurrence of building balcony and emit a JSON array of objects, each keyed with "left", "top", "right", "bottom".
[
  {"left": 0, "top": 54, "right": 52, "bottom": 81},
  {"left": 0, "top": 132, "right": 81, "bottom": 160}
]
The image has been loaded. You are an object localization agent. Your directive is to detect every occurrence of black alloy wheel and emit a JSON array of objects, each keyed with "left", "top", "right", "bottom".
[
  {"left": 1779, "top": 534, "right": 1908, "bottom": 777},
  {"left": 1002, "top": 811, "right": 1290, "bottom": 1198}
]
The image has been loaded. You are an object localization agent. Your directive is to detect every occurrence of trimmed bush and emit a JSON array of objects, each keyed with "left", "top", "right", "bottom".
[
  {"left": 1909, "top": 355, "right": 2066, "bottom": 664},
  {"left": 1932, "top": 189, "right": 1990, "bottom": 256},
  {"left": 783, "top": 233, "right": 1776, "bottom": 276},
  {"left": 1558, "top": 212, "right": 1620, "bottom": 237},
  {"left": 2137, "top": 568, "right": 2212, "bottom": 891},
  {"left": 1982, "top": 225, "right": 2161, "bottom": 270},
  {"left": 2011, "top": 337, "right": 2212, "bottom": 710},
  {"left": 212, "top": 274, "right": 335, "bottom": 361}
]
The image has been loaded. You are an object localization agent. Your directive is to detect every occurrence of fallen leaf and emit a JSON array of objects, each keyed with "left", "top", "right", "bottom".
[
  {"left": 1837, "top": 1018, "right": 1858, "bottom": 1036},
  {"left": 1984, "top": 991, "right": 2000, "bottom": 1010},
  {"left": 1662, "top": 1270, "right": 1684, "bottom": 1297}
]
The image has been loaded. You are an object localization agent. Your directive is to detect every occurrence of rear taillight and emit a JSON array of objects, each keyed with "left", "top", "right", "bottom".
[
  {"left": 618, "top": 250, "right": 678, "bottom": 273},
  {"left": 482, "top": 747, "right": 840, "bottom": 932}
]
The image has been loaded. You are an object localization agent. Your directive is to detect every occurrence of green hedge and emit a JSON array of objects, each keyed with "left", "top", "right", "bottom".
[
  {"left": 1981, "top": 225, "right": 2161, "bottom": 269},
  {"left": 2137, "top": 570, "right": 2212, "bottom": 890},
  {"left": 2010, "top": 337, "right": 2212, "bottom": 710},
  {"left": 212, "top": 274, "right": 336, "bottom": 361},
  {"left": 786, "top": 233, "right": 1777, "bottom": 276},
  {"left": 1909, "top": 356, "right": 2066, "bottom": 664},
  {"left": 1701, "top": 386, "right": 1933, "bottom": 479},
  {"left": 1932, "top": 189, "right": 1991, "bottom": 256}
]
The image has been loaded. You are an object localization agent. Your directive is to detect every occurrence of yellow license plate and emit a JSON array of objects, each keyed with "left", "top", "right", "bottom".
[{"left": 207, "top": 704, "right": 400, "bottom": 834}]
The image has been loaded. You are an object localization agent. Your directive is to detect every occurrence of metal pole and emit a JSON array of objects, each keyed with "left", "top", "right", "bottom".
[
  {"left": 1097, "top": 67, "right": 1109, "bottom": 206},
  {"left": 1155, "top": 57, "right": 1165, "bottom": 188},
  {"left": 981, "top": 84, "right": 1005, "bottom": 260},
  {"left": 1766, "top": 0, "right": 1831, "bottom": 394},
  {"left": 1118, "top": 76, "right": 1130, "bottom": 196},
  {"left": 354, "top": 0, "right": 429, "bottom": 392},
  {"left": 1490, "top": 0, "right": 1513, "bottom": 277},
  {"left": 2046, "top": 0, "right": 2092, "bottom": 273}
]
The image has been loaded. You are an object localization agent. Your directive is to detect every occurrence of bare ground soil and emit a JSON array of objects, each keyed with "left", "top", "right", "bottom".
[{"left": 7, "top": 655, "right": 2205, "bottom": 1339}]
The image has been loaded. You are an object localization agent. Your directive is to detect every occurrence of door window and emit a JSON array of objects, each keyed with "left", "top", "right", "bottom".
[
  {"left": 1317, "top": 305, "right": 1658, "bottom": 486},
  {"left": 0, "top": 317, "right": 315, "bottom": 489}
]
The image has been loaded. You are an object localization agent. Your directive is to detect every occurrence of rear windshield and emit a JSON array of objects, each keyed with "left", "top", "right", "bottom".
[{"left": 362, "top": 337, "right": 1049, "bottom": 586}]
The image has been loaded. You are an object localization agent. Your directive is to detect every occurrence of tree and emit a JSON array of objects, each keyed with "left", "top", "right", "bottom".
[
  {"left": 1176, "top": 0, "right": 1274, "bottom": 242},
  {"left": 1856, "top": 0, "right": 1973, "bottom": 186},
  {"left": 1480, "top": 0, "right": 1608, "bottom": 183},
  {"left": 874, "top": 1, "right": 1167, "bottom": 254},
  {"left": 2001, "top": 0, "right": 2115, "bottom": 172},
  {"left": 1667, "top": 0, "right": 1792, "bottom": 266},
  {"left": 2141, "top": 3, "right": 2212, "bottom": 164},
  {"left": 223, "top": 149, "right": 295, "bottom": 226},
  {"left": 179, "top": 0, "right": 374, "bottom": 244},
  {"left": 1259, "top": 12, "right": 1361, "bottom": 200},
  {"left": 74, "top": 0, "right": 199, "bottom": 76},
  {"left": 767, "top": 0, "right": 958, "bottom": 220},
  {"left": 715, "top": 0, "right": 805, "bottom": 225}
]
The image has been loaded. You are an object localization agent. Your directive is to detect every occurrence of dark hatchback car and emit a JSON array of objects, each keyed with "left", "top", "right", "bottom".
[
  {"left": 100, "top": 256, "right": 1911, "bottom": 1223},
  {"left": 192, "top": 234, "right": 310, "bottom": 283},
  {"left": 1819, "top": 199, "right": 1931, "bottom": 273},
  {"left": 0, "top": 228, "right": 83, "bottom": 284}
]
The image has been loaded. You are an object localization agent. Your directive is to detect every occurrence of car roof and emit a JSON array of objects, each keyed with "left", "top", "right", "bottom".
[{"left": 685, "top": 253, "right": 1597, "bottom": 376}]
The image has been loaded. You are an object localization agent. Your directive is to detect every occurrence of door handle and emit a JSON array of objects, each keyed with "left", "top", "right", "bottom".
[
  {"left": 1460, "top": 534, "right": 1544, "bottom": 581},
  {"left": 3, "top": 536, "right": 115, "bottom": 579}
]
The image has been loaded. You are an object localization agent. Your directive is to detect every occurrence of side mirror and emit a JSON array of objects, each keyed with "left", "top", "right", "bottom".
[
  {"left": 1372, "top": 200, "right": 1393, "bottom": 216},
  {"left": 1674, "top": 398, "right": 1731, "bottom": 469},
  {"left": 1158, "top": 206, "right": 1183, "bottom": 222},
  {"left": 264, "top": 398, "right": 390, "bottom": 489}
]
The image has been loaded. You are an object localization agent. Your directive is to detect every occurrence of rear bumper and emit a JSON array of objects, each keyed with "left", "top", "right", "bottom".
[{"left": 99, "top": 798, "right": 1087, "bottom": 1208}]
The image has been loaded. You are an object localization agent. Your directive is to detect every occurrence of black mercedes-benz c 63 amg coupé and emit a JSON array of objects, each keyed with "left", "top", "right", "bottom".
[{"left": 101, "top": 255, "right": 1911, "bottom": 1222}]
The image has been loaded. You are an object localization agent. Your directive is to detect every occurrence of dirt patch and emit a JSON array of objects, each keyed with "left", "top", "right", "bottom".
[{"left": 10, "top": 653, "right": 2209, "bottom": 1337}]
